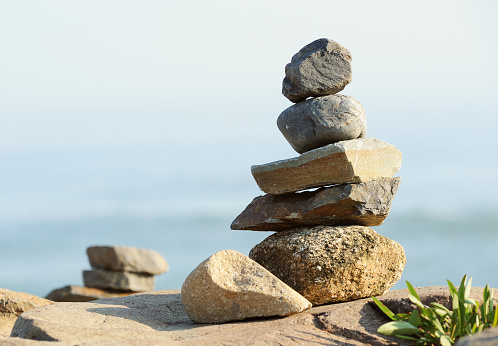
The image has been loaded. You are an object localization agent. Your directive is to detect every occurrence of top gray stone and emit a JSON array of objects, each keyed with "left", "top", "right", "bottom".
[
  {"left": 87, "top": 245, "right": 169, "bottom": 275},
  {"left": 282, "top": 38, "right": 353, "bottom": 103}
]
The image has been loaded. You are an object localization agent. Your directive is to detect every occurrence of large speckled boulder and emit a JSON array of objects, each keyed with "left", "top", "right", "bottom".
[
  {"left": 278, "top": 94, "right": 366, "bottom": 154},
  {"left": 249, "top": 225, "right": 406, "bottom": 305},
  {"left": 282, "top": 38, "right": 352, "bottom": 103},
  {"left": 181, "top": 250, "right": 311, "bottom": 323}
]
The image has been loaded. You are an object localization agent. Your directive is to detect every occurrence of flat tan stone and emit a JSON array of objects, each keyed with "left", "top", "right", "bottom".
[
  {"left": 9, "top": 287, "right": 487, "bottom": 345},
  {"left": 231, "top": 177, "right": 400, "bottom": 231},
  {"left": 181, "top": 250, "right": 312, "bottom": 323},
  {"left": 251, "top": 137, "right": 402, "bottom": 194},
  {"left": 45, "top": 285, "right": 133, "bottom": 302},
  {"left": 87, "top": 245, "right": 168, "bottom": 275},
  {"left": 83, "top": 270, "right": 154, "bottom": 292},
  {"left": 249, "top": 225, "right": 406, "bottom": 305}
]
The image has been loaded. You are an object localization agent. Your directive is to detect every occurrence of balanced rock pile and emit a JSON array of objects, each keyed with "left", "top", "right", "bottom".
[
  {"left": 232, "top": 38, "right": 406, "bottom": 306},
  {"left": 182, "top": 38, "right": 406, "bottom": 324},
  {"left": 46, "top": 245, "right": 168, "bottom": 302}
]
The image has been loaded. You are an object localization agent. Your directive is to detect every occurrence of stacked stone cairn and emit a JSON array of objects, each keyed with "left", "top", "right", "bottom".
[
  {"left": 46, "top": 245, "right": 168, "bottom": 302},
  {"left": 232, "top": 38, "right": 406, "bottom": 306},
  {"left": 181, "top": 38, "right": 405, "bottom": 324}
]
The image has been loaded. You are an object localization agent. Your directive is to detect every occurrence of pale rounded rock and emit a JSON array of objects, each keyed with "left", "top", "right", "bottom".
[
  {"left": 181, "top": 250, "right": 312, "bottom": 323},
  {"left": 249, "top": 225, "right": 406, "bottom": 305},
  {"left": 277, "top": 94, "right": 366, "bottom": 154},
  {"left": 282, "top": 38, "right": 353, "bottom": 103}
]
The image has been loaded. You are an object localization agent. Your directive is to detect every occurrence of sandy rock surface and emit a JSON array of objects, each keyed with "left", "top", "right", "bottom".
[
  {"left": 7, "top": 287, "right": 488, "bottom": 345},
  {"left": 0, "top": 289, "right": 52, "bottom": 338}
]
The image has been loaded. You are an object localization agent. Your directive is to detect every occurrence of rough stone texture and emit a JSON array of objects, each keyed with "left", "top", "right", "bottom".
[
  {"left": 8, "top": 286, "right": 487, "bottom": 345},
  {"left": 45, "top": 285, "right": 134, "bottom": 302},
  {"left": 231, "top": 177, "right": 400, "bottom": 231},
  {"left": 0, "top": 289, "right": 52, "bottom": 338},
  {"left": 181, "top": 250, "right": 311, "bottom": 323},
  {"left": 278, "top": 94, "right": 366, "bottom": 154},
  {"left": 249, "top": 225, "right": 406, "bottom": 305},
  {"left": 87, "top": 245, "right": 168, "bottom": 275},
  {"left": 282, "top": 38, "right": 353, "bottom": 103},
  {"left": 456, "top": 326, "right": 498, "bottom": 345},
  {"left": 251, "top": 137, "right": 402, "bottom": 194},
  {"left": 83, "top": 269, "right": 154, "bottom": 292},
  {"left": 1, "top": 314, "right": 18, "bottom": 338}
]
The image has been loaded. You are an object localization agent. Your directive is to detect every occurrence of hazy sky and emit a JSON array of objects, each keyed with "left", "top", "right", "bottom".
[
  {"left": 1, "top": 1, "right": 497, "bottom": 153},
  {"left": 1, "top": 1, "right": 498, "bottom": 220}
]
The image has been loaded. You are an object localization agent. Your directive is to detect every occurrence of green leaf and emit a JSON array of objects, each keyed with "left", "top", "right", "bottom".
[
  {"left": 407, "top": 281, "right": 421, "bottom": 301},
  {"left": 377, "top": 321, "right": 422, "bottom": 336},
  {"left": 431, "top": 302, "right": 450, "bottom": 313},
  {"left": 458, "top": 275, "right": 468, "bottom": 302},
  {"left": 465, "top": 276, "right": 473, "bottom": 299},
  {"left": 409, "top": 294, "right": 425, "bottom": 310},
  {"left": 490, "top": 303, "right": 498, "bottom": 328},
  {"left": 440, "top": 334, "right": 452, "bottom": 346},
  {"left": 371, "top": 297, "right": 396, "bottom": 320},
  {"left": 408, "top": 309, "right": 421, "bottom": 327}
]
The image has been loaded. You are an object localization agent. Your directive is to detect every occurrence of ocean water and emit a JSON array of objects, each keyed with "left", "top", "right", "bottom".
[
  {"left": 2, "top": 116, "right": 498, "bottom": 298},
  {"left": 3, "top": 210, "right": 498, "bottom": 298}
]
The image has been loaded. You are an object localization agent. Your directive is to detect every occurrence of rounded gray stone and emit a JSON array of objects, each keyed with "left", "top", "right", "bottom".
[
  {"left": 277, "top": 94, "right": 366, "bottom": 153},
  {"left": 282, "top": 38, "right": 352, "bottom": 103}
]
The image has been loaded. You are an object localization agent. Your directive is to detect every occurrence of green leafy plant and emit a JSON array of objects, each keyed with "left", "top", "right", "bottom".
[{"left": 372, "top": 275, "right": 498, "bottom": 345}]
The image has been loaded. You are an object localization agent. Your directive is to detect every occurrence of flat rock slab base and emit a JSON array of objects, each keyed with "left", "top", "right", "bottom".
[{"left": 8, "top": 287, "right": 487, "bottom": 345}]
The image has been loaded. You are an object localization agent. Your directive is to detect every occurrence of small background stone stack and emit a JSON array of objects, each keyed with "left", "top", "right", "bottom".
[
  {"left": 46, "top": 245, "right": 168, "bottom": 302},
  {"left": 231, "top": 38, "right": 406, "bottom": 306}
]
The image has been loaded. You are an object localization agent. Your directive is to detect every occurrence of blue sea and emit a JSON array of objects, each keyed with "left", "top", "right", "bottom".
[{"left": 2, "top": 116, "right": 498, "bottom": 298}]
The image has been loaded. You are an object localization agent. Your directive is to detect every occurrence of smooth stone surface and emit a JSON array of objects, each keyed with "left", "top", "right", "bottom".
[
  {"left": 231, "top": 177, "right": 400, "bottom": 231},
  {"left": 83, "top": 269, "right": 154, "bottom": 292},
  {"left": 282, "top": 38, "right": 352, "bottom": 103},
  {"left": 278, "top": 94, "right": 366, "bottom": 154},
  {"left": 10, "top": 287, "right": 487, "bottom": 345},
  {"left": 181, "top": 250, "right": 311, "bottom": 323},
  {"left": 87, "top": 245, "right": 168, "bottom": 275},
  {"left": 249, "top": 225, "right": 406, "bottom": 305},
  {"left": 251, "top": 137, "right": 402, "bottom": 194},
  {"left": 45, "top": 285, "right": 133, "bottom": 302},
  {"left": 0, "top": 289, "right": 52, "bottom": 338}
]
